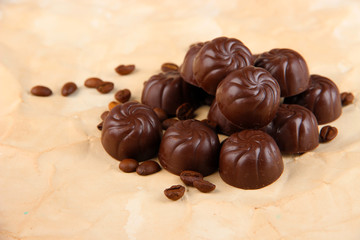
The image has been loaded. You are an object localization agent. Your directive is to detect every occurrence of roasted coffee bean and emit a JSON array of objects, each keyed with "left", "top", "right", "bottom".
[
  {"left": 180, "top": 170, "right": 204, "bottom": 186},
  {"left": 164, "top": 185, "right": 185, "bottom": 201},
  {"left": 97, "top": 81, "right": 114, "bottom": 94},
  {"left": 136, "top": 160, "right": 161, "bottom": 176},
  {"left": 119, "top": 158, "right": 139, "bottom": 173},
  {"left": 108, "top": 101, "right": 120, "bottom": 110},
  {"left": 115, "top": 64, "right": 135, "bottom": 75},
  {"left": 161, "top": 62, "right": 179, "bottom": 72},
  {"left": 30, "top": 85, "right": 52, "bottom": 97},
  {"left": 115, "top": 89, "right": 131, "bottom": 103},
  {"left": 193, "top": 179, "right": 216, "bottom": 193},
  {"left": 61, "top": 82, "right": 77, "bottom": 96},
  {"left": 153, "top": 107, "right": 168, "bottom": 122},
  {"left": 161, "top": 118, "right": 179, "bottom": 130},
  {"left": 176, "top": 103, "right": 195, "bottom": 120},
  {"left": 84, "top": 77, "right": 103, "bottom": 88},
  {"left": 100, "top": 111, "right": 109, "bottom": 120},
  {"left": 97, "top": 121, "right": 103, "bottom": 131},
  {"left": 320, "top": 125, "right": 338, "bottom": 143},
  {"left": 200, "top": 119, "right": 217, "bottom": 131},
  {"left": 341, "top": 92, "right": 354, "bottom": 106}
]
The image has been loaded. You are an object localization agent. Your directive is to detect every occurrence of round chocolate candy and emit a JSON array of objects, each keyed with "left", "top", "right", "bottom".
[
  {"left": 255, "top": 48, "right": 310, "bottom": 97},
  {"left": 158, "top": 119, "right": 220, "bottom": 176},
  {"left": 141, "top": 71, "right": 197, "bottom": 115},
  {"left": 264, "top": 104, "right": 319, "bottom": 154},
  {"left": 216, "top": 66, "right": 281, "bottom": 129},
  {"left": 219, "top": 130, "right": 283, "bottom": 189},
  {"left": 193, "top": 37, "right": 253, "bottom": 95},
  {"left": 179, "top": 42, "right": 206, "bottom": 87},
  {"left": 207, "top": 100, "right": 243, "bottom": 136},
  {"left": 101, "top": 101, "right": 163, "bottom": 162},
  {"left": 284, "top": 74, "right": 342, "bottom": 124}
]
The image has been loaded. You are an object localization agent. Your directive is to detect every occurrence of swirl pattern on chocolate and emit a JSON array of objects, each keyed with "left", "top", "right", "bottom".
[
  {"left": 219, "top": 130, "right": 283, "bottom": 189},
  {"left": 216, "top": 66, "right": 280, "bottom": 129},
  {"left": 193, "top": 37, "right": 253, "bottom": 95},
  {"left": 255, "top": 48, "right": 310, "bottom": 97},
  {"left": 264, "top": 104, "right": 319, "bottom": 153},
  {"left": 284, "top": 74, "right": 342, "bottom": 124},
  {"left": 158, "top": 119, "right": 220, "bottom": 176},
  {"left": 101, "top": 101, "right": 163, "bottom": 162}
]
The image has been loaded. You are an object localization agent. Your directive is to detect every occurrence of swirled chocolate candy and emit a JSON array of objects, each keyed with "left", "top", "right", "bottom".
[
  {"left": 264, "top": 104, "right": 319, "bottom": 153},
  {"left": 284, "top": 74, "right": 342, "bottom": 124},
  {"left": 255, "top": 48, "right": 310, "bottom": 97},
  {"left": 207, "top": 100, "right": 243, "bottom": 136},
  {"left": 216, "top": 66, "right": 281, "bottom": 129},
  {"left": 219, "top": 130, "right": 283, "bottom": 189},
  {"left": 193, "top": 37, "right": 253, "bottom": 95},
  {"left": 179, "top": 42, "right": 206, "bottom": 87},
  {"left": 101, "top": 101, "right": 163, "bottom": 162},
  {"left": 158, "top": 119, "right": 220, "bottom": 176},
  {"left": 141, "top": 71, "right": 198, "bottom": 115}
]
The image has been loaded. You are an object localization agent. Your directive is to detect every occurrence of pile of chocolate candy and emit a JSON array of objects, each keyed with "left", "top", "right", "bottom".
[{"left": 101, "top": 36, "right": 352, "bottom": 191}]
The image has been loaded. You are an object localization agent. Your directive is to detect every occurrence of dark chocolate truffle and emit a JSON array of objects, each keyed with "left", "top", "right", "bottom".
[
  {"left": 193, "top": 37, "right": 253, "bottom": 95},
  {"left": 284, "top": 74, "right": 342, "bottom": 124},
  {"left": 216, "top": 66, "right": 281, "bottom": 129},
  {"left": 219, "top": 130, "right": 283, "bottom": 189},
  {"left": 264, "top": 104, "right": 319, "bottom": 154},
  {"left": 255, "top": 48, "right": 310, "bottom": 97},
  {"left": 141, "top": 71, "right": 197, "bottom": 115},
  {"left": 101, "top": 101, "right": 163, "bottom": 162},
  {"left": 207, "top": 100, "right": 243, "bottom": 136},
  {"left": 179, "top": 42, "right": 206, "bottom": 87},
  {"left": 158, "top": 119, "right": 220, "bottom": 176}
]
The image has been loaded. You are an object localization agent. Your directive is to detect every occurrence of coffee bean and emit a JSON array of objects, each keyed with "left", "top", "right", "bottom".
[
  {"left": 97, "top": 81, "right": 114, "bottom": 94},
  {"left": 115, "top": 64, "right": 135, "bottom": 75},
  {"left": 61, "top": 82, "right": 77, "bottom": 96},
  {"left": 153, "top": 107, "right": 168, "bottom": 122},
  {"left": 115, "top": 89, "right": 131, "bottom": 103},
  {"left": 161, "top": 62, "right": 179, "bottom": 72},
  {"left": 162, "top": 118, "right": 179, "bottom": 130},
  {"left": 340, "top": 92, "right": 354, "bottom": 106},
  {"left": 164, "top": 185, "right": 185, "bottom": 201},
  {"left": 84, "top": 77, "right": 103, "bottom": 88},
  {"left": 97, "top": 121, "right": 103, "bottom": 131},
  {"left": 176, "top": 103, "right": 195, "bottom": 120},
  {"left": 100, "top": 111, "right": 109, "bottom": 120},
  {"left": 136, "top": 160, "right": 161, "bottom": 176},
  {"left": 200, "top": 119, "right": 217, "bottom": 131},
  {"left": 108, "top": 101, "right": 120, "bottom": 110},
  {"left": 119, "top": 158, "right": 139, "bottom": 173},
  {"left": 320, "top": 125, "right": 338, "bottom": 143},
  {"left": 180, "top": 170, "right": 204, "bottom": 186},
  {"left": 193, "top": 179, "right": 216, "bottom": 193},
  {"left": 30, "top": 85, "right": 52, "bottom": 97}
]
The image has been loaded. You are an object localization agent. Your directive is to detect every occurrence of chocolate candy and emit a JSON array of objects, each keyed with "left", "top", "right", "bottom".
[
  {"left": 179, "top": 42, "right": 206, "bottom": 87},
  {"left": 158, "top": 119, "right": 220, "bottom": 176},
  {"left": 193, "top": 37, "right": 253, "bottom": 95},
  {"left": 255, "top": 48, "right": 310, "bottom": 97},
  {"left": 101, "top": 101, "right": 163, "bottom": 162},
  {"left": 207, "top": 100, "right": 242, "bottom": 136},
  {"left": 219, "top": 130, "right": 283, "bottom": 189},
  {"left": 264, "top": 104, "right": 319, "bottom": 153},
  {"left": 141, "top": 71, "right": 197, "bottom": 115},
  {"left": 216, "top": 66, "right": 280, "bottom": 129},
  {"left": 284, "top": 74, "right": 342, "bottom": 124}
]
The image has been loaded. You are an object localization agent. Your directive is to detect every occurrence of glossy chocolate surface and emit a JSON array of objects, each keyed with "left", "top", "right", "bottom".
[
  {"left": 284, "top": 74, "right": 342, "bottom": 124},
  {"left": 216, "top": 66, "right": 281, "bottom": 129},
  {"left": 193, "top": 37, "right": 253, "bottom": 95},
  {"left": 219, "top": 130, "right": 283, "bottom": 189},
  {"left": 158, "top": 119, "right": 220, "bottom": 176},
  {"left": 101, "top": 101, "right": 163, "bottom": 162},
  {"left": 207, "top": 100, "right": 243, "bottom": 136},
  {"left": 255, "top": 48, "right": 310, "bottom": 97},
  {"left": 141, "top": 71, "right": 198, "bottom": 115},
  {"left": 264, "top": 104, "right": 319, "bottom": 153}
]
